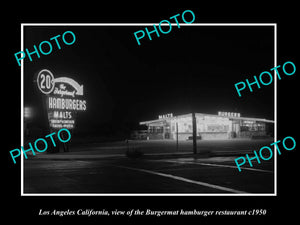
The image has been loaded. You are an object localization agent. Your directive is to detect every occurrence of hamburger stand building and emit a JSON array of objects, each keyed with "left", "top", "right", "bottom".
[{"left": 139, "top": 112, "right": 274, "bottom": 141}]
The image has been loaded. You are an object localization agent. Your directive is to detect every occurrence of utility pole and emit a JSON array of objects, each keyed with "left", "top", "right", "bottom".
[
  {"left": 192, "top": 112, "right": 197, "bottom": 154},
  {"left": 176, "top": 122, "right": 178, "bottom": 151}
]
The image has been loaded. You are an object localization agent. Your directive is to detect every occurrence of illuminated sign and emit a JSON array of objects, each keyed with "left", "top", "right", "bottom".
[
  {"left": 36, "top": 69, "right": 86, "bottom": 130},
  {"left": 218, "top": 111, "right": 240, "bottom": 117},
  {"left": 158, "top": 113, "right": 173, "bottom": 119}
]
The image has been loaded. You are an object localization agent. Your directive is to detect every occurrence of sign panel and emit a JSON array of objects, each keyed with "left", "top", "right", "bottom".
[
  {"left": 36, "top": 69, "right": 87, "bottom": 130},
  {"left": 158, "top": 113, "right": 173, "bottom": 119},
  {"left": 218, "top": 111, "right": 240, "bottom": 117}
]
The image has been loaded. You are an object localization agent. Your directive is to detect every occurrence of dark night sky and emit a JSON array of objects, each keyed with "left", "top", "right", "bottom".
[{"left": 24, "top": 25, "right": 275, "bottom": 134}]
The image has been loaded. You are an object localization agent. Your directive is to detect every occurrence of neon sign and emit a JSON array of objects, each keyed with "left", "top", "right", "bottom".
[
  {"left": 218, "top": 111, "right": 240, "bottom": 117},
  {"left": 158, "top": 113, "right": 173, "bottom": 119},
  {"left": 36, "top": 69, "right": 86, "bottom": 130}
]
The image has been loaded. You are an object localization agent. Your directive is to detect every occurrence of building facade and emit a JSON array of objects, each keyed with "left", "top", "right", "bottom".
[{"left": 139, "top": 112, "right": 274, "bottom": 140}]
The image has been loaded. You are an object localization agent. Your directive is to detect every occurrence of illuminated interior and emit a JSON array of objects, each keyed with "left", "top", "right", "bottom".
[{"left": 139, "top": 112, "right": 274, "bottom": 140}]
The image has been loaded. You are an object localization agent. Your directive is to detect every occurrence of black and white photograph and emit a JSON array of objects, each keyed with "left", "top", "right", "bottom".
[
  {"left": 4, "top": 4, "right": 298, "bottom": 225},
  {"left": 22, "top": 24, "right": 275, "bottom": 195}
]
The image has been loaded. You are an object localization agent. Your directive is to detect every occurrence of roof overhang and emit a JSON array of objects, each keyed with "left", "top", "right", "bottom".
[{"left": 140, "top": 113, "right": 274, "bottom": 125}]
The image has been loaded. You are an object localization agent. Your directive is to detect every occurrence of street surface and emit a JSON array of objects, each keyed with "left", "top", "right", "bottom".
[{"left": 23, "top": 139, "right": 275, "bottom": 194}]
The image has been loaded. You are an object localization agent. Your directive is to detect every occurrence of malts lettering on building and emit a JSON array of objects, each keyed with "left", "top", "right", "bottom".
[
  {"left": 36, "top": 69, "right": 87, "bottom": 130},
  {"left": 138, "top": 112, "right": 274, "bottom": 140}
]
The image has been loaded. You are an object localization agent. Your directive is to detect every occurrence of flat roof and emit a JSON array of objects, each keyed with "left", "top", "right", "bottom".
[{"left": 140, "top": 113, "right": 274, "bottom": 125}]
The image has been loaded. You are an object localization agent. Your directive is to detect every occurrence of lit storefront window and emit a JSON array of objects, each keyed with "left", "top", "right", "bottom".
[
  {"left": 149, "top": 126, "right": 164, "bottom": 133},
  {"left": 240, "top": 121, "right": 265, "bottom": 131}
]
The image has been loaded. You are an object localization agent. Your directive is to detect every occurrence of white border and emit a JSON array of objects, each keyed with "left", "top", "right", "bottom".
[{"left": 21, "top": 23, "right": 277, "bottom": 196}]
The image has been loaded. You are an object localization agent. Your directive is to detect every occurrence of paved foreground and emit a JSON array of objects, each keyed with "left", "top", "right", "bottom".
[{"left": 23, "top": 139, "right": 275, "bottom": 194}]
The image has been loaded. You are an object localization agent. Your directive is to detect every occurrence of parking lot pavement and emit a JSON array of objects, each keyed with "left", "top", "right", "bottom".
[
  {"left": 67, "top": 138, "right": 274, "bottom": 155},
  {"left": 24, "top": 154, "right": 274, "bottom": 195}
]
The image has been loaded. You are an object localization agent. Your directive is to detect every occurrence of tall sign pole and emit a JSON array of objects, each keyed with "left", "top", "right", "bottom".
[
  {"left": 176, "top": 122, "right": 178, "bottom": 151},
  {"left": 35, "top": 69, "right": 87, "bottom": 153},
  {"left": 192, "top": 112, "right": 197, "bottom": 154}
]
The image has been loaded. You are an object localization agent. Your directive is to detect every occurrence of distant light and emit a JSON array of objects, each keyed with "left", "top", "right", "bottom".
[{"left": 24, "top": 107, "right": 32, "bottom": 119}]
